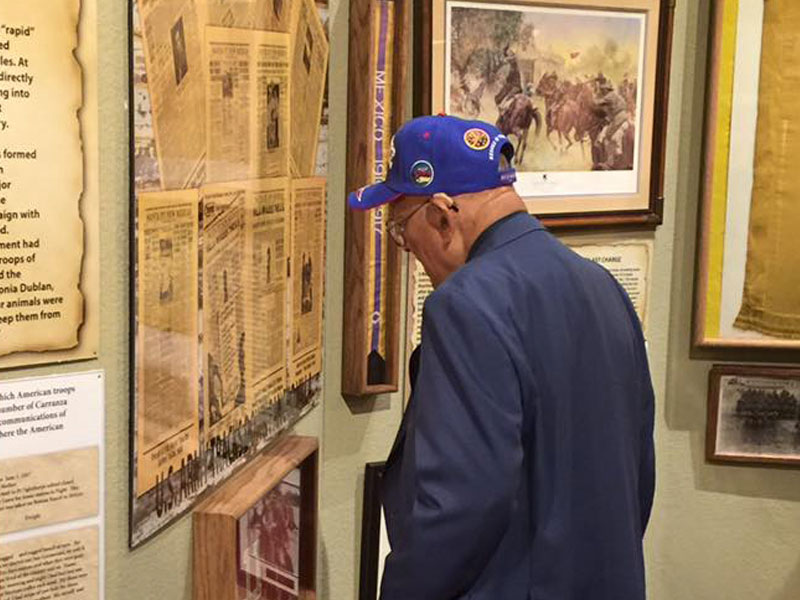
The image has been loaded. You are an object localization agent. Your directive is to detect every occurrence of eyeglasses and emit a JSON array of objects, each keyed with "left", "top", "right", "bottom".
[{"left": 386, "top": 200, "right": 429, "bottom": 248}]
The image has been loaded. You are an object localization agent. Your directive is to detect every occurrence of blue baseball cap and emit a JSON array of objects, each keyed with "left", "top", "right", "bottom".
[{"left": 348, "top": 115, "right": 516, "bottom": 210}]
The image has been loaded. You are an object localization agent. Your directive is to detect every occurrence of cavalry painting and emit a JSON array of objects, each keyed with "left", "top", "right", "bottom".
[{"left": 445, "top": 3, "right": 644, "bottom": 175}]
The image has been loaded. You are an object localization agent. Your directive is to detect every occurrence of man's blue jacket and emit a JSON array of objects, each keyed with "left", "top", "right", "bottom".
[{"left": 380, "top": 212, "right": 655, "bottom": 599}]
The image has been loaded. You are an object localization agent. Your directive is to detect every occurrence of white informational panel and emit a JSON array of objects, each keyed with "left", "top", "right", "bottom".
[{"left": 0, "top": 370, "right": 105, "bottom": 600}]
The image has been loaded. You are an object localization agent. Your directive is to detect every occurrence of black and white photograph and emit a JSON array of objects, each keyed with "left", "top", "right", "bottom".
[
  {"left": 267, "top": 82, "right": 281, "bottom": 150},
  {"left": 708, "top": 365, "right": 800, "bottom": 467},
  {"left": 237, "top": 469, "right": 302, "bottom": 599},
  {"left": 170, "top": 16, "right": 189, "bottom": 85}
]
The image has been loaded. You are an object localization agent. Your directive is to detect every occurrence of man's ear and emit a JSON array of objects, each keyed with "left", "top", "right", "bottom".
[{"left": 426, "top": 194, "right": 457, "bottom": 242}]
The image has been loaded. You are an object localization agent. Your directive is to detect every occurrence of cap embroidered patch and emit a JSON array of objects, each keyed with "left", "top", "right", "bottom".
[
  {"left": 410, "top": 160, "right": 434, "bottom": 187},
  {"left": 356, "top": 186, "right": 366, "bottom": 203},
  {"left": 463, "top": 128, "right": 490, "bottom": 151}
]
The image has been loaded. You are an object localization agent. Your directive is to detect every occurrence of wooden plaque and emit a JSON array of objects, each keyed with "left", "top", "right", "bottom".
[
  {"left": 193, "top": 435, "right": 319, "bottom": 600},
  {"left": 343, "top": 0, "right": 410, "bottom": 396}
]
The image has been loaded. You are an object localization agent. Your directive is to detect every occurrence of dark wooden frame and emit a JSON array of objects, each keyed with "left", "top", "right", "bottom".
[
  {"left": 193, "top": 436, "right": 319, "bottom": 600},
  {"left": 413, "top": 0, "right": 675, "bottom": 231},
  {"left": 343, "top": 0, "right": 411, "bottom": 396},
  {"left": 706, "top": 365, "right": 800, "bottom": 468},
  {"left": 359, "top": 462, "right": 386, "bottom": 600}
]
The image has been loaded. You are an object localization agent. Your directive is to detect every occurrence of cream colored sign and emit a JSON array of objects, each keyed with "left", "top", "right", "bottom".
[
  {"left": 0, "top": 526, "right": 99, "bottom": 600},
  {"left": 0, "top": 2, "right": 92, "bottom": 360},
  {"left": 0, "top": 447, "right": 98, "bottom": 536},
  {"left": 569, "top": 241, "right": 652, "bottom": 333}
]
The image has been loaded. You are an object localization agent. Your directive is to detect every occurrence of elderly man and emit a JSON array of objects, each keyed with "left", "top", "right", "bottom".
[{"left": 349, "top": 115, "right": 655, "bottom": 600}]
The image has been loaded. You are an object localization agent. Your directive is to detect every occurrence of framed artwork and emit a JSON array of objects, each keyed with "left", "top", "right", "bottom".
[
  {"left": 342, "top": 0, "right": 410, "bottom": 396},
  {"left": 694, "top": 0, "right": 800, "bottom": 352},
  {"left": 413, "top": 0, "right": 675, "bottom": 229},
  {"left": 707, "top": 365, "right": 800, "bottom": 468},
  {"left": 359, "top": 462, "right": 391, "bottom": 600},
  {"left": 194, "top": 435, "right": 319, "bottom": 600},
  {"left": 129, "top": 0, "right": 329, "bottom": 547}
]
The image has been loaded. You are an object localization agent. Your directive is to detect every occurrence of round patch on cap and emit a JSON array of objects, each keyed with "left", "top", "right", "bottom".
[
  {"left": 410, "top": 160, "right": 434, "bottom": 187},
  {"left": 463, "top": 128, "right": 490, "bottom": 151}
]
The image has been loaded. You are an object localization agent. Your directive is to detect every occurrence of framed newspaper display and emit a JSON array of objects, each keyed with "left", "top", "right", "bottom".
[
  {"left": 693, "top": 0, "right": 800, "bottom": 352},
  {"left": 129, "top": 0, "right": 329, "bottom": 547},
  {"left": 707, "top": 365, "right": 800, "bottom": 468},
  {"left": 194, "top": 435, "right": 319, "bottom": 600},
  {"left": 343, "top": 0, "right": 410, "bottom": 396},
  {"left": 413, "top": 0, "right": 675, "bottom": 230}
]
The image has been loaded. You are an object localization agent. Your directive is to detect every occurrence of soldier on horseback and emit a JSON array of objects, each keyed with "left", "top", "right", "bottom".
[
  {"left": 594, "top": 80, "right": 632, "bottom": 170},
  {"left": 494, "top": 45, "right": 523, "bottom": 114}
]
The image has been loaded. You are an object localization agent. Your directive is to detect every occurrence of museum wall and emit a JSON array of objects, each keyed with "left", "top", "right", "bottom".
[
  {"left": 3, "top": 0, "right": 797, "bottom": 599},
  {"left": 644, "top": 1, "right": 800, "bottom": 598}
]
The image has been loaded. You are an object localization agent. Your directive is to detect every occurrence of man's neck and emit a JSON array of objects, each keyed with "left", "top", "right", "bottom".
[{"left": 462, "top": 189, "right": 526, "bottom": 255}]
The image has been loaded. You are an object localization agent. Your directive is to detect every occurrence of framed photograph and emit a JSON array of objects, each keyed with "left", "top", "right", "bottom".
[
  {"left": 707, "top": 365, "right": 800, "bottom": 468},
  {"left": 693, "top": 0, "right": 800, "bottom": 351},
  {"left": 194, "top": 435, "right": 318, "bottom": 600},
  {"left": 359, "top": 462, "right": 391, "bottom": 600},
  {"left": 414, "top": 0, "right": 675, "bottom": 229}
]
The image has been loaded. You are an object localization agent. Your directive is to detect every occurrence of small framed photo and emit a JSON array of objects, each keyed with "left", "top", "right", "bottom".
[
  {"left": 414, "top": 0, "right": 675, "bottom": 229},
  {"left": 194, "top": 436, "right": 318, "bottom": 600},
  {"left": 707, "top": 365, "right": 800, "bottom": 467}
]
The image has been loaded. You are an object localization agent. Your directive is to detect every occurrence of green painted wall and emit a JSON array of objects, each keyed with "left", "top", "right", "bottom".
[{"left": 2, "top": 0, "right": 797, "bottom": 598}]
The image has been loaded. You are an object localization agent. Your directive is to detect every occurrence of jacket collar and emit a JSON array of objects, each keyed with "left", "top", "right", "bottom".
[{"left": 467, "top": 211, "right": 544, "bottom": 262}]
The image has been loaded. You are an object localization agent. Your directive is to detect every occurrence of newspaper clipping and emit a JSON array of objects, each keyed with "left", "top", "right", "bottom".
[
  {"left": 290, "top": 178, "right": 325, "bottom": 385},
  {"left": 205, "top": 28, "right": 290, "bottom": 183},
  {"left": 243, "top": 178, "right": 290, "bottom": 411},
  {"left": 289, "top": 0, "right": 328, "bottom": 176},
  {"left": 139, "top": 0, "right": 206, "bottom": 189},
  {"left": 130, "top": 0, "right": 328, "bottom": 546},
  {"left": 203, "top": 187, "right": 247, "bottom": 435},
  {"left": 136, "top": 190, "right": 200, "bottom": 496}
]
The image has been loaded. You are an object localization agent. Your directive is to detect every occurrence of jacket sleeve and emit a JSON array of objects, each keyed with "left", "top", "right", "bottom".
[
  {"left": 380, "top": 289, "right": 524, "bottom": 600},
  {"left": 637, "top": 335, "right": 655, "bottom": 535}
]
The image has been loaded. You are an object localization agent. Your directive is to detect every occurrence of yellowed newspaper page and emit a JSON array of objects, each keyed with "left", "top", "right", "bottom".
[
  {"left": 0, "top": 1, "right": 84, "bottom": 357},
  {"left": 252, "top": 30, "right": 291, "bottom": 179},
  {"left": 253, "top": 0, "right": 293, "bottom": 32},
  {"left": 289, "top": 178, "right": 325, "bottom": 385},
  {"left": 243, "top": 178, "right": 289, "bottom": 410},
  {"left": 202, "top": 187, "right": 247, "bottom": 434},
  {"left": 201, "top": 0, "right": 256, "bottom": 27},
  {"left": 136, "top": 190, "right": 200, "bottom": 496},
  {"left": 205, "top": 28, "right": 290, "bottom": 184},
  {"left": 139, "top": 0, "right": 206, "bottom": 189},
  {"left": 289, "top": 0, "right": 329, "bottom": 176},
  {"left": 735, "top": 0, "right": 800, "bottom": 338}
]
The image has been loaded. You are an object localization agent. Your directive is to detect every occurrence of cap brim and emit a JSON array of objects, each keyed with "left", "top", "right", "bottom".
[{"left": 348, "top": 182, "right": 403, "bottom": 211}]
